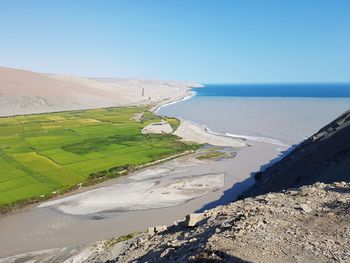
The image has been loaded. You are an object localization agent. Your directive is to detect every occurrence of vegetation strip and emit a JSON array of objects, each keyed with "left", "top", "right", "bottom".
[{"left": 0, "top": 106, "right": 198, "bottom": 213}]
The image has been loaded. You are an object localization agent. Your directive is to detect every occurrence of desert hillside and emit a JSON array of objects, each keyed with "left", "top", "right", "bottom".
[{"left": 0, "top": 67, "right": 200, "bottom": 116}]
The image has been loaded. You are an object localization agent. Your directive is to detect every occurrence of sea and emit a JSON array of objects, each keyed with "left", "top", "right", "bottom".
[{"left": 157, "top": 83, "right": 350, "bottom": 146}]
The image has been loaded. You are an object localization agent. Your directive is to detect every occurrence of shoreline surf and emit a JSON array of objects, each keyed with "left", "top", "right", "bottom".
[
  {"left": 157, "top": 94, "right": 291, "bottom": 147},
  {"left": 153, "top": 90, "right": 196, "bottom": 114}
]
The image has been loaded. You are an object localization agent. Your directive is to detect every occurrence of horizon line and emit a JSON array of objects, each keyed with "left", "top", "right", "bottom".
[{"left": 202, "top": 82, "right": 350, "bottom": 85}]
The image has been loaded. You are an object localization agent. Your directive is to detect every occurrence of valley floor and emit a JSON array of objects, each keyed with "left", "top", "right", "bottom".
[
  {"left": 0, "top": 141, "right": 281, "bottom": 258},
  {"left": 2, "top": 182, "right": 349, "bottom": 263}
]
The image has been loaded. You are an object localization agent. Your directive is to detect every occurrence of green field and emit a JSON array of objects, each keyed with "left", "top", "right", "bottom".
[{"left": 0, "top": 107, "right": 197, "bottom": 209}]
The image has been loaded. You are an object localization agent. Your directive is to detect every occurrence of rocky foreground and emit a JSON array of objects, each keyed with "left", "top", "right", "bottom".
[
  {"left": 112, "top": 182, "right": 350, "bottom": 263},
  {"left": 4, "top": 182, "right": 349, "bottom": 263}
]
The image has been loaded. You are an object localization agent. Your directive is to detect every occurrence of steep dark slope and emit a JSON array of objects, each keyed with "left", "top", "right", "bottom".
[{"left": 242, "top": 109, "right": 350, "bottom": 198}]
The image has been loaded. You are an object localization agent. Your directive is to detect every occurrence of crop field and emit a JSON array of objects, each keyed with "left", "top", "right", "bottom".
[{"left": 0, "top": 107, "right": 196, "bottom": 208}]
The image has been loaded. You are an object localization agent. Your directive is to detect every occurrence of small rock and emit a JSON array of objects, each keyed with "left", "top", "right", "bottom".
[
  {"left": 147, "top": 227, "right": 155, "bottom": 235},
  {"left": 155, "top": 225, "right": 167, "bottom": 233},
  {"left": 160, "top": 248, "right": 174, "bottom": 258},
  {"left": 136, "top": 236, "right": 147, "bottom": 244},
  {"left": 298, "top": 187, "right": 316, "bottom": 197},
  {"left": 266, "top": 193, "right": 276, "bottom": 199},
  {"left": 167, "top": 239, "right": 182, "bottom": 247},
  {"left": 334, "top": 182, "right": 346, "bottom": 187},
  {"left": 186, "top": 213, "right": 206, "bottom": 227},
  {"left": 206, "top": 216, "right": 216, "bottom": 224},
  {"left": 243, "top": 205, "right": 253, "bottom": 212},
  {"left": 338, "top": 198, "right": 347, "bottom": 203},
  {"left": 299, "top": 204, "right": 312, "bottom": 213},
  {"left": 221, "top": 220, "right": 232, "bottom": 228},
  {"left": 236, "top": 230, "right": 245, "bottom": 237}
]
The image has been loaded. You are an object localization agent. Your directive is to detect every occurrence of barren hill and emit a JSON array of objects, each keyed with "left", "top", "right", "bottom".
[{"left": 0, "top": 67, "right": 200, "bottom": 116}]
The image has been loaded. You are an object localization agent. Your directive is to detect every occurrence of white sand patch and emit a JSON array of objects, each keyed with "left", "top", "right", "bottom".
[
  {"left": 141, "top": 120, "right": 173, "bottom": 134},
  {"left": 131, "top": 112, "right": 144, "bottom": 122},
  {"left": 62, "top": 247, "right": 93, "bottom": 263},
  {"left": 127, "top": 167, "right": 174, "bottom": 181},
  {"left": 174, "top": 120, "right": 247, "bottom": 147},
  {"left": 0, "top": 248, "right": 66, "bottom": 263},
  {"left": 38, "top": 173, "right": 225, "bottom": 215}
]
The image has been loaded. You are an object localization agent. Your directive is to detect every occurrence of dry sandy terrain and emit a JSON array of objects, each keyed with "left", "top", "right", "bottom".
[
  {"left": 38, "top": 171, "right": 225, "bottom": 215},
  {"left": 0, "top": 67, "right": 201, "bottom": 116},
  {"left": 174, "top": 120, "right": 247, "bottom": 147},
  {"left": 141, "top": 119, "right": 246, "bottom": 148},
  {"left": 141, "top": 120, "right": 173, "bottom": 134}
]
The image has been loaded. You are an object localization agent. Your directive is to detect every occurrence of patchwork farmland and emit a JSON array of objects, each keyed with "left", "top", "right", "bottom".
[{"left": 0, "top": 107, "right": 195, "bottom": 209}]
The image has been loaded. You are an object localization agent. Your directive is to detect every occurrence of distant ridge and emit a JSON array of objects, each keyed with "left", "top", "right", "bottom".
[{"left": 0, "top": 67, "right": 200, "bottom": 117}]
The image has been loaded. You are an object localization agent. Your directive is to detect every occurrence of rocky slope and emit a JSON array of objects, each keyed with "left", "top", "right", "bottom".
[
  {"left": 111, "top": 182, "right": 350, "bottom": 263},
  {"left": 3, "top": 182, "right": 349, "bottom": 262},
  {"left": 242, "top": 109, "right": 350, "bottom": 198}
]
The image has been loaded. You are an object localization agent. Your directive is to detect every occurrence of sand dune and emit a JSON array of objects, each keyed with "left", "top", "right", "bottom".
[{"left": 0, "top": 67, "right": 200, "bottom": 116}]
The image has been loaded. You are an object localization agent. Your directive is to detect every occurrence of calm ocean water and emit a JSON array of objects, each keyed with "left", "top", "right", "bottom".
[
  {"left": 158, "top": 84, "right": 350, "bottom": 145},
  {"left": 193, "top": 83, "right": 350, "bottom": 98}
]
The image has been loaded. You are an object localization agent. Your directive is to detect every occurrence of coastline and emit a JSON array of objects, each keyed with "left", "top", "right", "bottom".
[
  {"left": 153, "top": 89, "right": 197, "bottom": 114},
  {"left": 155, "top": 89, "right": 293, "bottom": 147}
]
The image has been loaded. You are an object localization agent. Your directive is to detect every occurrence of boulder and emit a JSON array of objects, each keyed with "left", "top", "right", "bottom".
[
  {"left": 147, "top": 227, "right": 155, "bottom": 236},
  {"left": 186, "top": 213, "right": 206, "bottom": 227},
  {"left": 147, "top": 225, "right": 167, "bottom": 235}
]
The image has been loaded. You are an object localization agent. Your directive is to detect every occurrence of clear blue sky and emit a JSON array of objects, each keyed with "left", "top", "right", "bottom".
[{"left": 1, "top": 0, "right": 350, "bottom": 83}]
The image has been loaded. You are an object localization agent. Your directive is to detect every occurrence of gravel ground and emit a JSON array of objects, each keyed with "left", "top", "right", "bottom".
[{"left": 114, "top": 182, "right": 350, "bottom": 263}]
